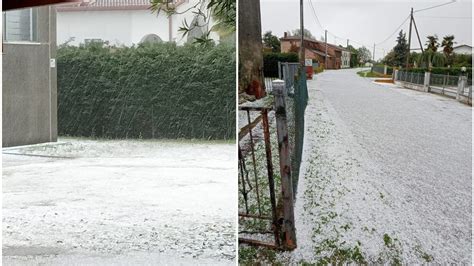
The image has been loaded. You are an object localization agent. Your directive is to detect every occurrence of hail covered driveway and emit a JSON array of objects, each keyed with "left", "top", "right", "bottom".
[
  {"left": 288, "top": 68, "right": 471, "bottom": 264},
  {"left": 3, "top": 139, "right": 236, "bottom": 265}
]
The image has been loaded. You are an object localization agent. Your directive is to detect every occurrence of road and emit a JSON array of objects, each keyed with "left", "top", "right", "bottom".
[
  {"left": 3, "top": 139, "right": 236, "bottom": 265},
  {"left": 287, "top": 68, "right": 471, "bottom": 264}
]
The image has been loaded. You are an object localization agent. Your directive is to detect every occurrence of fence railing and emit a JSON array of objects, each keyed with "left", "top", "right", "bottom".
[
  {"left": 397, "top": 71, "right": 425, "bottom": 85},
  {"left": 372, "top": 65, "right": 385, "bottom": 75},
  {"left": 238, "top": 64, "right": 308, "bottom": 250},
  {"left": 394, "top": 70, "right": 472, "bottom": 105},
  {"left": 429, "top": 73, "right": 459, "bottom": 88}
]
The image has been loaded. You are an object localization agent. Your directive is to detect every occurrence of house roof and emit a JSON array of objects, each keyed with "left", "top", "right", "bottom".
[
  {"left": 453, "top": 44, "right": 473, "bottom": 49},
  {"left": 308, "top": 48, "right": 332, "bottom": 58},
  {"left": 56, "top": 0, "right": 185, "bottom": 11},
  {"left": 280, "top": 35, "right": 350, "bottom": 52}
]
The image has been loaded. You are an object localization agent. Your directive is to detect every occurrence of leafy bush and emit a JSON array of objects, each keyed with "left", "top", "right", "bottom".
[
  {"left": 57, "top": 42, "right": 236, "bottom": 140},
  {"left": 314, "top": 65, "right": 324, "bottom": 74},
  {"left": 263, "top": 52, "right": 298, "bottom": 77}
]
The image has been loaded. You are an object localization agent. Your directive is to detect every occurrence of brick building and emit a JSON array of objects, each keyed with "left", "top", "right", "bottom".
[{"left": 280, "top": 33, "right": 350, "bottom": 69}]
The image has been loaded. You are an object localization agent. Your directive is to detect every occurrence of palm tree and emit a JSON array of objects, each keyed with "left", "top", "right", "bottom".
[
  {"left": 441, "top": 35, "right": 455, "bottom": 66},
  {"left": 426, "top": 35, "right": 439, "bottom": 52}
]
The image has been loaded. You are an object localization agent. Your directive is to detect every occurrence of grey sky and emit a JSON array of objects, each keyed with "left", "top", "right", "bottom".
[{"left": 260, "top": 0, "right": 472, "bottom": 60}]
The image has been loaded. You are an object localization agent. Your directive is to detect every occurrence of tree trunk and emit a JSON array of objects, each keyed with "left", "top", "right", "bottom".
[{"left": 238, "top": 0, "right": 265, "bottom": 103}]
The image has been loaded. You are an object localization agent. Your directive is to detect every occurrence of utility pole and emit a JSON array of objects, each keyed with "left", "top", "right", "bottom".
[
  {"left": 405, "top": 7, "right": 413, "bottom": 69},
  {"left": 299, "top": 0, "right": 305, "bottom": 66},
  {"left": 347, "top": 39, "right": 349, "bottom": 48},
  {"left": 373, "top": 43, "right": 375, "bottom": 62},
  {"left": 325, "top": 30, "right": 328, "bottom": 68}
]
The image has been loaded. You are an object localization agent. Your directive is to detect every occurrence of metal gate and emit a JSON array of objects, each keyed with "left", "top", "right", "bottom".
[{"left": 238, "top": 64, "right": 308, "bottom": 250}]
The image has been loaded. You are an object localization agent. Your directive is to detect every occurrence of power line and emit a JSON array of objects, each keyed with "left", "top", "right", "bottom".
[
  {"left": 307, "top": 0, "right": 324, "bottom": 30},
  {"left": 417, "top": 15, "right": 471, "bottom": 19},
  {"left": 414, "top": 0, "right": 457, "bottom": 13},
  {"left": 375, "top": 15, "right": 411, "bottom": 45}
]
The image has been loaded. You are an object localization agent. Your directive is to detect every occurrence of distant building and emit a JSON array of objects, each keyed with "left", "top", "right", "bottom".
[
  {"left": 280, "top": 32, "right": 350, "bottom": 69},
  {"left": 56, "top": 0, "right": 220, "bottom": 46},
  {"left": 453, "top": 44, "right": 472, "bottom": 55}
]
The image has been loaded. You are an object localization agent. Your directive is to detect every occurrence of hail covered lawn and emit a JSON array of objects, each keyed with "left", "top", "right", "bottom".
[
  {"left": 3, "top": 138, "right": 236, "bottom": 265},
  {"left": 279, "top": 68, "right": 471, "bottom": 264}
]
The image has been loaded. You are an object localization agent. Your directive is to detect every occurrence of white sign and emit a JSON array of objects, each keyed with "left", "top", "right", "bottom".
[
  {"left": 50, "top": 58, "right": 56, "bottom": 68},
  {"left": 305, "top": 59, "right": 313, "bottom": 67}
]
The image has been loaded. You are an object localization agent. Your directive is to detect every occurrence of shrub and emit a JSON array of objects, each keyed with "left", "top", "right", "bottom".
[
  {"left": 314, "top": 65, "right": 324, "bottom": 74},
  {"left": 57, "top": 42, "right": 236, "bottom": 140},
  {"left": 263, "top": 52, "right": 298, "bottom": 77}
]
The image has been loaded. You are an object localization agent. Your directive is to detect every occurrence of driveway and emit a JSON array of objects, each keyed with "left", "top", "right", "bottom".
[{"left": 3, "top": 139, "right": 236, "bottom": 265}]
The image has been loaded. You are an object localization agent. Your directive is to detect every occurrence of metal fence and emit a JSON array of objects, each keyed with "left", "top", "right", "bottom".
[
  {"left": 372, "top": 65, "right": 385, "bottom": 75},
  {"left": 397, "top": 71, "right": 425, "bottom": 85},
  {"left": 238, "top": 63, "right": 308, "bottom": 250},
  {"left": 278, "top": 62, "right": 300, "bottom": 93},
  {"left": 429, "top": 73, "right": 459, "bottom": 89},
  {"left": 395, "top": 70, "right": 472, "bottom": 105}
]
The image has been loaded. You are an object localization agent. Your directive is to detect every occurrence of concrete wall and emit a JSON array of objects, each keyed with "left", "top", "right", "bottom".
[{"left": 2, "top": 6, "right": 57, "bottom": 147}]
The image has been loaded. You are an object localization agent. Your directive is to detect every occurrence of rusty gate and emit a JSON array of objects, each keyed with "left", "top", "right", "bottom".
[{"left": 238, "top": 75, "right": 305, "bottom": 250}]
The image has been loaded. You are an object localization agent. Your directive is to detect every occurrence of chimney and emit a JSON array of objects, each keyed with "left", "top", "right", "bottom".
[{"left": 284, "top": 32, "right": 288, "bottom": 38}]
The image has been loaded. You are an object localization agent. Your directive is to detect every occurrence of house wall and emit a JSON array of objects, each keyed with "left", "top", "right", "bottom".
[
  {"left": 57, "top": 9, "right": 169, "bottom": 46},
  {"left": 57, "top": 2, "right": 220, "bottom": 46},
  {"left": 2, "top": 6, "right": 57, "bottom": 147},
  {"left": 453, "top": 46, "right": 472, "bottom": 55}
]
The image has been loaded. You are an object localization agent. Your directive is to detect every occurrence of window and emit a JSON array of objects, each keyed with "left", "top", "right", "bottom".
[{"left": 3, "top": 8, "right": 37, "bottom": 42}]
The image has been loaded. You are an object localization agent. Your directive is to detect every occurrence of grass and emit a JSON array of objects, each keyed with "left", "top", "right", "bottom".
[{"left": 357, "top": 70, "right": 385, "bottom": 78}]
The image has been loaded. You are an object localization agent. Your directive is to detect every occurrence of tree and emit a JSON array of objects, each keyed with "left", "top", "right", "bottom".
[
  {"left": 392, "top": 30, "right": 408, "bottom": 67},
  {"left": 357, "top": 46, "right": 372, "bottom": 64},
  {"left": 262, "top": 31, "right": 281, "bottom": 52},
  {"left": 291, "top": 28, "right": 315, "bottom": 39},
  {"left": 420, "top": 50, "right": 445, "bottom": 68},
  {"left": 441, "top": 35, "right": 455, "bottom": 65},
  {"left": 382, "top": 50, "right": 396, "bottom": 66},
  {"left": 425, "top": 35, "right": 439, "bottom": 52},
  {"left": 150, "top": 0, "right": 236, "bottom": 45},
  {"left": 453, "top": 53, "right": 472, "bottom": 67},
  {"left": 238, "top": 0, "right": 265, "bottom": 102},
  {"left": 346, "top": 44, "right": 360, "bottom": 67}
]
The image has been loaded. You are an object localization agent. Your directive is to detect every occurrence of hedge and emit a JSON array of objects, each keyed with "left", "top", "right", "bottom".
[
  {"left": 57, "top": 42, "right": 236, "bottom": 140},
  {"left": 263, "top": 52, "right": 298, "bottom": 77}
]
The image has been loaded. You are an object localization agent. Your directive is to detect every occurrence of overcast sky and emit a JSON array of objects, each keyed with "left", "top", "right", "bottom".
[{"left": 260, "top": 0, "right": 472, "bottom": 60}]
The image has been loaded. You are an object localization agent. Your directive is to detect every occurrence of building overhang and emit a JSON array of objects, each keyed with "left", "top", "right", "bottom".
[{"left": 3, "top": 0, "right": 81, "bottom": 11}]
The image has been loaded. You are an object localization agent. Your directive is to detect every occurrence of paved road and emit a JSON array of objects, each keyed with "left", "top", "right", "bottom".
[{"left": 290, "top": 68, "right": 471, "bottom": 264}]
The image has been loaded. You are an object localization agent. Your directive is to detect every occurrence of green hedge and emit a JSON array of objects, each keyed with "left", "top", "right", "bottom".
[
  {"left": 263, "top": 52, "right": 298, "bottom": 77},
  {"left": 57, "top": 42, "right": 236, "bottom": 140}
]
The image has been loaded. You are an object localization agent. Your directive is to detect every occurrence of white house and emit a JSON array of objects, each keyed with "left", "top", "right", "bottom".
[
  {"left": 453, "top": 44, "right": 472, "bottom": 55},
  {"left": 341, "top": 50, "right": 351, "bottom": 68},
  {"left": 56, "top": 0, "right": 220, "bottom": 46}
]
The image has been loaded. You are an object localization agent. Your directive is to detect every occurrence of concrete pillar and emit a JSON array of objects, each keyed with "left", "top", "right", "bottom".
[
  {"left": 384, "top": 65, "right": 388, "bottom": 75},
  {"left": 393, "top": 69, "right": 399, "bottom": 81},
  {"left": 424, "top": 72, "right": 431, "bottom": 92},
  {"left": 456, "top": 76, "right": 467, "bottom": 100}
]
